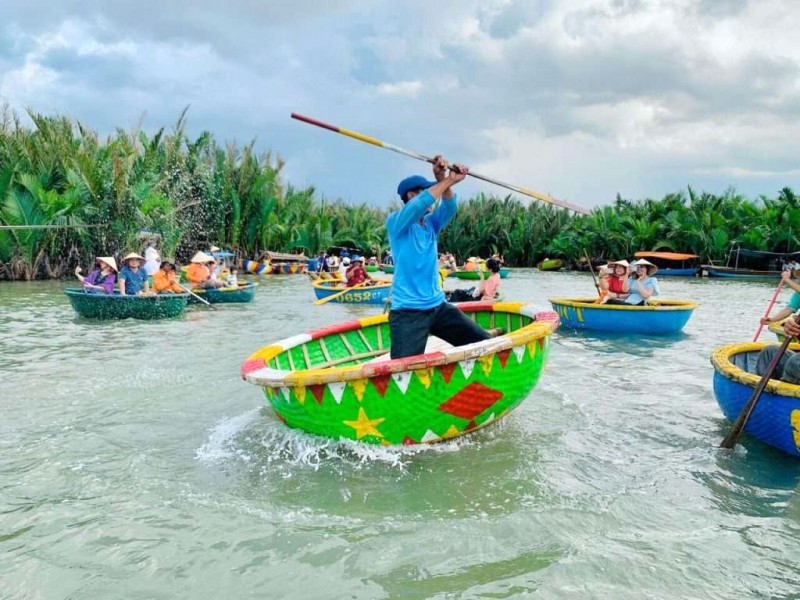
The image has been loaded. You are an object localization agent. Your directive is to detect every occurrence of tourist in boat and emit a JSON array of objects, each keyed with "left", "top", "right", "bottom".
[
  {"left": 625, "top": 259, "right": 660, "bottom": 305},
  {"left": 387, "top": 155, "right": 491, "bottom": 359},
  {"left": 345, "top": 256, "right": 375, "bottom": 287},
  {"left": 74, "top": 256, "right": 117, "bottom": 294},
  {"left": 462, "top": 257, "right": 480, "bottom": 272},
  {"left": 118, "top": 253, "right": 152, "bottom": 296},
  {"left": 601, "top": 260, "right": 631, "bottom": 303},
  {"left": 187, "top": 251, "right": 224, "bottom": 289},
  {"left": 152, "top": 260, "right": 185, "bottom": 294},
  {"left": 382, "top": 249, "right": 394, "bottom": 266},
  {"left": 339, "top": 256, "right": 351, "bottom": 281},
  {"left": 760, "top": 269, "right": 800, "bottom": 328},
  {"left": 476, "top": 258, "right": 502, "bottom": 300},
  {"left": 756, "top": 315, "right": 800, "bottom": 384},
  {"left": 225, "top": 268, "right": 239, "bottom": 288}
]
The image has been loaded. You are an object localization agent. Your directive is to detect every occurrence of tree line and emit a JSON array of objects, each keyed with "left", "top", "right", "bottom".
[{"left": 1, "top": 108, "right": 797, "bottom": 280}]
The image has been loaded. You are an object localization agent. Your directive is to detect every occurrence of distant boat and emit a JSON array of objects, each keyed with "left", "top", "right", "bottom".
[
  {"left": 703, "top": 245, "right": 800, "bottom": 280},
  {"left": 449, "top": 267, "right": 511, "bottom": 280},
  {"left": 634, "top": 252, "right": 699, "bottom": 276},
  {"left": 537, "top": 258, "right": 564, "bottom": 272}
]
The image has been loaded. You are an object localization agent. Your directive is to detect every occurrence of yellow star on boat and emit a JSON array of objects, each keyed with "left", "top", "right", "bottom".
[{"left": 343, "top": 407, "right": 385, "bottom": 440}]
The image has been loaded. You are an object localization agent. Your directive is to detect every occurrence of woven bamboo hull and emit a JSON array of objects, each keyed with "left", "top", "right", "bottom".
[
  {"left": 365, "top": 265, "right": 379, "bottom": 272},
  {"left": 65, "top": 288, "right": 188, "bottom": 320},
  {"left": 537, "top": 259, "right": 564, "bottom": 271},
  {"left": 549, "top": 298, "right": 697, "bottom": 334},
  {"left": 449, "top": 268, "right": 510, "bottom": 280},
  {"left": 188, "top": 282, "right": 257, "bottom": 304},
  {"left": 311, "top": 280, "right": 391, "bottom": 305},
  {"left": 241, "top": 302, "right": 560, "bottom": 445},
  {"left": 712, "top": 342, "right": 800, "bottom": 456},
  {"left": 380, "top": 264, "right": 395, "bottom": 273}
]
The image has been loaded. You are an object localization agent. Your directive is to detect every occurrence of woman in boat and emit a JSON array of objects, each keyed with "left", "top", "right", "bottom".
[
  {"left": 601, "top": 260, "right": 631, "bottom": 303},
  {"left": 606, "top": 259, "right": 659, "bottom": 306},
  {"left": 476, "top": 258, "right": 502, "bottom": 301},
  {"left": 118, "top": 253, "right": 152, "bottom": 296},
  {"left": 153, "top": 260, "right": 185, "bottom": 294},
  {"left": 74, "top": 256, "right": 117, "bottom": 294},
  {"left": 756, "top": 314, "right": 800, "bottom": 384},
  {"left": 760, "top": 269, "right": 800, "bottom": 328},
  {"left": 187, "top": 252, "right": 224, "bottom": 289}
]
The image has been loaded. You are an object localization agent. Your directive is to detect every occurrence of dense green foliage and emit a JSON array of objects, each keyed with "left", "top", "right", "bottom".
[{"left": 1, "top": 108, "right": 797, "bottom": 280}]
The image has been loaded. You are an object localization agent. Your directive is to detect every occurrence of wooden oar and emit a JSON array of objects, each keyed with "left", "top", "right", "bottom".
[
  {"left": 584, "top": 250, "right": 601, "bottom": 298},
  {"left": 180, "top": 284, "right": 217, "bottom": 310},
  {"left": 291, "top": 113, "right": 590, "bottom": 215},
  {"left": 314, "top": 281, "right": 371, "bottom": 306},
  {"left": 720, "top": 324, "right": 796, "bottom": 449},
  {"left": 753, "top": 280, "right": 784, "bottom": 341}
]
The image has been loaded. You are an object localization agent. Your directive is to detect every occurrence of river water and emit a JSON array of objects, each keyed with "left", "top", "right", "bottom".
[{"left": 2, "top": 272, "right": 800, "bottom": 599}]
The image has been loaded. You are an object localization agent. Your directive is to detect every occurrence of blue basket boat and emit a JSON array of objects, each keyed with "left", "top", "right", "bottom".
[
  {"left": 712, "top": 342, "right": 800, "bottom": 457},
  {"left": 311, "top": 280, "right": 392, "bottom": 305},
  {"left": 548, "top": 298, "right": 697, "bottom": 334}
]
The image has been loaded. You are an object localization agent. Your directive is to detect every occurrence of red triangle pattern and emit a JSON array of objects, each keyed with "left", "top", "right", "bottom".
[
  {"left": 403, "top": 436, "right": 417, "bottom": 445},
  {"left": 439, "top": 362, "right": 457, "bottom": 384},
  {"left": 465, "top": 420, "right": 478, "bottom": 431},
  {"left": 538, "top": 338, "right": 546, "bottom": 350},
  {"left": 438, "top": 382, "right": 504, "bottom": 420},
  {"left": 309, "top": 384, "right": 326, "bottom": 404},
  {"left": 497, "top": 349, "right": 511, "bottom": 369},
  {"left": 371, "top": 374, "right": 391, "bottom": 397}
]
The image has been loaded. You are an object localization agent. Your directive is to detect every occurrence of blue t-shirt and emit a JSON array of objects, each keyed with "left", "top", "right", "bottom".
[
  {"left": 386, "top": 190, "right": 457, "bottom": 310},
  {"left": 119, "top": 266, "right": 147, "bottom": 295},
  {"left": 788, "top": 291, "right": 800, "bottom": 311},
  {"left": 626, "top": 276, "right": 660, "bottom": 305}
]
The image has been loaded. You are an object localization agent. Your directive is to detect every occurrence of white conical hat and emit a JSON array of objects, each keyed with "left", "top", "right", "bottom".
[
  {"left": 97, "top": 256, "right": 118, "bottom": 272},
  {"left": 631, "top": 258, "right": 658, "bottom": 275},
  {"left": 191, "top": 251, "right": 214, "bottom": 263},
  {"left": 607, "top": 259, "right": 630, "bottom": 269},
  {"left": 122, "top": 252, "right": 145, "bottom": 262}
]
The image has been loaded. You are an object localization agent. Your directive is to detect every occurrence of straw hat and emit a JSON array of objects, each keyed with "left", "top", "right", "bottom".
[
  {"left": 191, "top": 251, "right": 214, "bottom": 263},
  {"left": 97, "top": 256, "right": 118, "bottom": 272},
  {"left": 607, "top": 259, "right": 630, "bottom": 269},
  {"left": 122, "top": 252, "right": 145, "bottom": 263},
  {"left": 631, "top": 258, "right": 658, "bottom": 275},
  {"left": 210, "top": 245, "right": 221, "bottom": 253}
]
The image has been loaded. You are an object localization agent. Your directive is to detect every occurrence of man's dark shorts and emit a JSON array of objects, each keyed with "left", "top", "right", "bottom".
[{"left": 389, "top": 302, "right": 490, "bottom": 359}]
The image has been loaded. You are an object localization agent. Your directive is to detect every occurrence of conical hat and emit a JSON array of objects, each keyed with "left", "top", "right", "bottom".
[
  {"left": 607, "top": 259, "right": 630, "bottom": 269},
  {"left": 122, "top": 252, "right": 145, "bottom": 262},
  {"left": 210, "top": 245, "right": 221, "bottom": 253},
  {"left": 631, "top": 258, "right": 658, "bottom": 275},
  {"left": 96, "top": 256, "right": 118, "bottom": 272},
  {"left": 191, "top": 251, "right": 214, "bottom": 263}
]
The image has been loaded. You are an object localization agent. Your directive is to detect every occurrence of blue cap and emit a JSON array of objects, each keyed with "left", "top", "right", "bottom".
[
  {"left": 351, "top": 255, "right": 364, "bottom": 262},
  {"left": 397, "top": 175, "right": 436, "bottom": 200}
]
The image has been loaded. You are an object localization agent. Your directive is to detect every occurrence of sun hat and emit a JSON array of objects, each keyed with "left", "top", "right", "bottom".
[
  {"left": 631, "top": 258, "right": 658, "bottom": 275},
  {"left": 122, "top": 252, "right": 145, "bottom": 263},
  {"left": 209, "top": 245, "right": 221, "bottom": 252},
  {"left": 397, "top": 175, "right": 436, "bottom": 200},
  {"left": 351, "top": 255, "right": 364, "bottom": 263},
  {"left": 342, "top": 257, "right": 351, "bottom": 266},
  {"left": 191, "top": 251, "right": 214, "bottom": 263},
  {"left": 96, "top": 256, "right": 118, "bottom": 272},
  {"left": 607, "top": 259, "right": 630, "bottom": 269}
]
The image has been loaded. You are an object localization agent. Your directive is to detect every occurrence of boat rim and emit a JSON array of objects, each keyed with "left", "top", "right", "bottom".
[
  {"left": 64, "top": 288, "right": 190, "bottom": 299},
  {"left": 548, "top": 297, "right": 698, "bottom": 311},
  {"left": 311, "top": 279, "right": 392, "bottom": 290},
  {"left": 711, "top": 341, "right": 800, "bottom": 398},
  {"left": 242, "top": 301, "right": 559, "bottom": 387}
]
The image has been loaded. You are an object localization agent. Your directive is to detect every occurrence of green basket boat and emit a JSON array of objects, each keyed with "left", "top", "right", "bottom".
[
  {"left": 365, "top": 265, "right": 379, "bottom": 273},
  {"left": 537, "top": 258, "right": 564, "bottom": 272},
  {"left": 380, "top": 264, "right": 395, "bottom": 274},
  {"left": 448, "top": 268, "right": 510, "bottom": 280},
  {"left": 189, "top": 282, "right": 258, "bottom": 304},
  {"left": 241, "top": 302, "right": 560, "bottom": 445},
  {"left": 64, "top": 288, "right": 189, "bottom": 320}
]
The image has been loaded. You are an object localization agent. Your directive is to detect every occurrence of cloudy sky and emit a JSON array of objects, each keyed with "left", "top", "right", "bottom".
[{"left": 1, "top": 0, "right": 799, "bottom": 211}]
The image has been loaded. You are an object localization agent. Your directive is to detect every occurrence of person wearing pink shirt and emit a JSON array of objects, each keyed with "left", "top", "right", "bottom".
[{"left": 477, "top": 258, "right": 502, "bottom": 301}]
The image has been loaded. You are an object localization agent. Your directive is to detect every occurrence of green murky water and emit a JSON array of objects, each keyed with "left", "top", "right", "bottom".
[{"left": 2, "top": 272, "right": 800, "bottom": 599}]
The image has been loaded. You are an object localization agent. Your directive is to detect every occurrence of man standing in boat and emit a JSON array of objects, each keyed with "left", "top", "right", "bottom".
[{"left": 387, "top": 156, "right": 490, "bottom": 359}]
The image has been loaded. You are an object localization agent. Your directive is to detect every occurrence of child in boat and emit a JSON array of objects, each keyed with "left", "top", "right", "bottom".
[
  {"left": 187, "top": 252, "right": 224, "bottom": 289},
  {"left": 756, "top": 314, "right": 800, "bottom": 384},
  {"left": 75, "top": 256, "right": 117, "bottom": 294},
  {"left": 152, "top": 260, "right": 185, "bottom": 294},
  {"left": 225, "top": 268, "right": 239, "bottom": 288}
]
